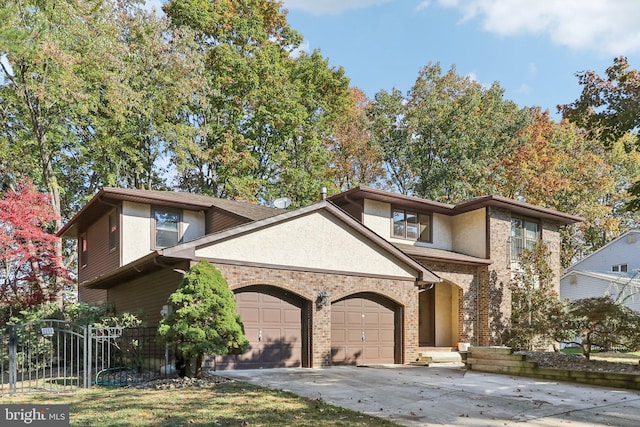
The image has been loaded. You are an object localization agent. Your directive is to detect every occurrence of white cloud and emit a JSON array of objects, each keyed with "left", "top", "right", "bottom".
[
  {"left": 290, "top": 41, "right": 310, "bottom": 58},
  {"left": 415, "top": 1, "right": 430, "bottom": 12},
  {"left": 0, "top": 54, "right": 14, "bottom": 79},
  {"left": 528, "top": 62, "right": 537, "bottom": 74},
  {"left": 436, "top": 0, "right": 640, "bottom": 55},
  {"left": 516, "top": 83, "right": 531, "bottom": 96},
  {"left": 281, "top": 0, "right": 395, "bottom": 15},
  {"left": 143, "top": 0, "right": 165, "bottom": 13}
]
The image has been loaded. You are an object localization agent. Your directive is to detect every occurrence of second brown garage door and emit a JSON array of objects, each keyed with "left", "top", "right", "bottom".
[
  {"left": 215, "top": 288, "right": 305, "bottom": 369},
  {"left": 331, "top": 295, "right": 397, "bottom": 365}
]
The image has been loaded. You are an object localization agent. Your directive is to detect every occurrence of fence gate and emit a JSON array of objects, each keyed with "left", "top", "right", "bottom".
[
  {"left": 0, "top": 319, "right": 88, "bottom": 394},
  {"left": 0, "top": 320, "right": 171, "bottom": 394}
]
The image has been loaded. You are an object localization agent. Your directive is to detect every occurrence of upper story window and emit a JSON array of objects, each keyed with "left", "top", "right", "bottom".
[
  {"left": 612, "top": 264, "right": 628, "bottom": 273},
  {"left": 510, "top": 218, "right": 539, "bottom": 261},
  {"left": 108, "top": 209, "right": 118, "bottom": 251},
  {"left": 154, "top": 208, "right": 180, "bottom": 248},
  {"left": 392, "top": 208, "right": 432, "bottom": 242},
  {"left": 79, "top": 233, "right": 88, "bottom": 269}
]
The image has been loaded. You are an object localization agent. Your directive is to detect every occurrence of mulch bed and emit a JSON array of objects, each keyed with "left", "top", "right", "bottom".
[{"left": 516, "top": 351, "right": 640, "bottom": 375}]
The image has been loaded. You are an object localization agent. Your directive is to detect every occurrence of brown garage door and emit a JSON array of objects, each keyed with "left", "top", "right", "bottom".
[
  {"left": 215, "top": 290, "right": 304, "bottom": 370},
  {"left": 331, "top": 296, "right": 396, "bottom": 365}
]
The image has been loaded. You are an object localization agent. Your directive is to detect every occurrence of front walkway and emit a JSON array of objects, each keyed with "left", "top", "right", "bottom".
[{"left": 221, "top": 364, "right": 640, "bottom": 426}]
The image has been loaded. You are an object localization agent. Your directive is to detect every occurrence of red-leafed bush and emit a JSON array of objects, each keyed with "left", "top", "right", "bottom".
[{"left": 0, "top": 181, "right": 70, "bottom": 320}]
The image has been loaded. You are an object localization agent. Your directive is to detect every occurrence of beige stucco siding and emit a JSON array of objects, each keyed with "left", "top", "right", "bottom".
[
  {"left": 452, "top": 209, "right": 486, "bottom": 258},
  {"left": 195, "top": 210, "right": 418, "bottom": 280},
  {"left": 121, "top": 201, "right": 152, "bottom": 265},
  {"left": 362, "top": 200, "right": 453, "bottom": 250},
  {"left": 435, "top": 283, "right": 458, "bottom": 346},
  {"left": 183, "top": 210, "right": 206, "bottom": 243},
  {"left": 428, "top": 213, "right": 452, "bottom": 250},
  {"left": 362, "top": 199, "right": 391, "bottom": 238}
]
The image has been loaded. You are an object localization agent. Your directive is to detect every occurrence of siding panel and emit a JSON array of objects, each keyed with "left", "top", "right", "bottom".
[
  {"left": 78, "top": 286, "right": 107, "bottom": 303},
  {"left": 107, "top": 264, "right": 188, "bottom": 325},
  {"left": 206, "top": 209, "right": 250, "bottom": 234},
  {"left": 78, "top": 211, "right": 120, "bottom": 284}
]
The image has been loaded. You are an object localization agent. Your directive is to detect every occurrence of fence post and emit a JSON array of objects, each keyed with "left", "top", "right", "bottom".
[
  {"left": 86, "top": 325, "right": 92, "bottom": 388},
  {"left": 8, "top": 325, "right": 16, "bottom": 394}
]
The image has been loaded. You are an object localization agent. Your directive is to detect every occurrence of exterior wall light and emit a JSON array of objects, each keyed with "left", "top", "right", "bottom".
[
  {"left": 41, "top": 327, "right": 54, "bottom": 337},
  {"left": 316, "top": 290, "right": 330, "bottom": 309}
]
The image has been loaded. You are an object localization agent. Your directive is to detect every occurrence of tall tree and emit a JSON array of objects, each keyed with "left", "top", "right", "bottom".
[
  {"left": 0, "top": 0, "right": 201, "bottom": 215},
  {"left": 330, "top": 87, "right": 384, "bottom": 191},
  {"left": 487, "top": 109, "right": 640, "bottom": 266},
  {"left": 165, "top": 0, "right": 351, "bottom": 206},
  {"left": 508, "top": 242, "right": 568, "bottom": 351},
  {"left": 368, "top": 88, "right": 416, "bottom": 194},
  {"left": 369, "top": 63, "right": 529, "bottom": 201},
  {"left": 560, "top": 57, "right": 640, "bottom": 211}
]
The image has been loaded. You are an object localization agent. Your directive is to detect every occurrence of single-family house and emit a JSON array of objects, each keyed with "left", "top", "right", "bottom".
[
  {"left": 58, "top": 186, "right": 581, "bottom": 369},
  {"left": 561, "top": 230, "right": 640, "bottom": 311}
]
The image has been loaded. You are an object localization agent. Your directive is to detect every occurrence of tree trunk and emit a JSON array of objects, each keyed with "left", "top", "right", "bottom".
[{"left": 194, "top": 353, "right": 203, "bottom": 379}]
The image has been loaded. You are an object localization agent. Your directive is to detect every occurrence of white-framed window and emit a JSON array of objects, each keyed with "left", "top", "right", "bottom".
[
  {"left": 392, "top": 208, "right": 432, "bottom": 242},
  {"left": 510, "top": 218, "right": 539, "bottom": 262},
  {"left": 612, "top": 264, "right": 628, "bottom": 273},
  {"left": 153, "top": 208, "right": 180, "bottom": 248}
]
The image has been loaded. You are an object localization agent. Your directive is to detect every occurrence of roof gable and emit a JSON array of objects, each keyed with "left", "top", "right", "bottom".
[
  {"left": 58, "top": 188, "right": 281, "bottom": 238},
  {"left": 566, "top": 230, "right": 640, "bottom": 272},
  {"left": 163, "top": 201, "right": 440, "bottom": 283},
  {"left": 329, "top": 186, "right": 583, "bottom": 224}
]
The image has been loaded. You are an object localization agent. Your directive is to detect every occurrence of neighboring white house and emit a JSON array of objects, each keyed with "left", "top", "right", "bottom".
[{"left": 561, "top": 230, "right": 640, "bottom": 311}]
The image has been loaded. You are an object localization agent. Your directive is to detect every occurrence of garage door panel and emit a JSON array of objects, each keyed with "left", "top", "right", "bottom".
[
  {"left": 347, "top": 329, "right": 362, "bottom": 343},
  {"left": 216, "top": 290, "right": 303, "bottom": 370},
  {"left": 331, "top": 310, "right": 346, "bottom": 324},
  {"left": 283, "top": 308, "right": 298, "bottom": 322},
  {"left": 261, "top": 294, "right": 283, "bottom": 304},
  {"left": 262, "top": 308, "right": 283, "bottom": 323},
  {"left": 239, "top": 308, "right": 260, "bottom": 323},
  {"left": 331, "top": 296, "right": 396, "bottom": 365},
  {"left": 347, "top": 312, "right": 363, "bottom": 323},
  {"left": 364, "top": 329, "right": 380, "bottom": 341},
  {"left": 346, "top": 299, "right": 362, "bottom": 308},
  {"left": 379, "top": 330, "right": 394, "bottom": 343},
  {"left": 237, "top": 292, "right": 260, "bottom": 303},
  {"left": 363, "top": 299, "right": 382, "bottom": 309},
  {"left": 364, "top": 313, "right": 380, "bottom": 325},
  {"left": 283, "top": 328, "right": 300, "bottom": 340},
  {"left": 380, "top": 312, "right": 394, "bottom": 323}
]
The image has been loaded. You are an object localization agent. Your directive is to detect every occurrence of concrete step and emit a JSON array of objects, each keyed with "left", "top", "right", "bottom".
[{"left": 419, "top": 351, "right": 462, "bottom": 363}]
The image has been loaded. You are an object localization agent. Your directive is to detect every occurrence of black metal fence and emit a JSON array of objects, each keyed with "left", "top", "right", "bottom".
[
  {"left": 90, "top": 326, "right": 174, "bottom": 387},
  {"left": 0, "top": 321, "right": 175, "bottom": 394}
]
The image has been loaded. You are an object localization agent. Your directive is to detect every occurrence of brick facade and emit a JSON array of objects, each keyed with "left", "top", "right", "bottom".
[
  {"left": 419, "top": 262, "right": 480, "bottom": 345},
  {"left": 214, "top": 263, "right": 419, "bottom": 367}
]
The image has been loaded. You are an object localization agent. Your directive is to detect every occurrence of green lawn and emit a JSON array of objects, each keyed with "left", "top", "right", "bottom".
[
  {"left": 1, "top": 381, "right": 400, "bottom": 426},
  {"left": 561, "top": 347, "right": 640, "bottom": 363}
]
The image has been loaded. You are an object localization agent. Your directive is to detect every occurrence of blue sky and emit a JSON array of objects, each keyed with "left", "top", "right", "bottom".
[{"left": 280, "top": 0, "right": 640, "bottom": 118}]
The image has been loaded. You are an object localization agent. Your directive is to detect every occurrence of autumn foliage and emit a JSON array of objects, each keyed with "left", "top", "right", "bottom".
[{"left": 0, "top": 182, "right": 70, "bottom": 316}]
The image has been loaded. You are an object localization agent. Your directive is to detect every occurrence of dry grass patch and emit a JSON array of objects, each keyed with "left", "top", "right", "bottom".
[
  {"left": 591, "top": 351, "right": 640, "bottom": 365},
  {"left": 1, "top": 381, "right": 400, "bottom": 426}
]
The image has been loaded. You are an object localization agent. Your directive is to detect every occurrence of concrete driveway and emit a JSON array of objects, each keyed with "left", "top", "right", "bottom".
[{"left": 222, "top": 364, "right": 640, "bottom": 426}]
